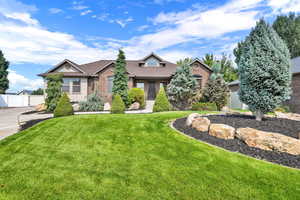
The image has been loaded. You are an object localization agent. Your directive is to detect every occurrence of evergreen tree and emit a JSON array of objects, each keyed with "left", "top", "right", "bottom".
[
  {"left": 273, "top": 13, "right": 300, "bottom": 58},
  {"left": 176, "top": 58, "right": 193, "bottom": 66},
  {"left": 201, "top": 76, "right": 229, "bottom": 111},
  {"left": 45, "top": 74, "right": 63, "bottom": 112},
  {"left": 54, "top": 93, "right": 74, "bottom": 117},
  {"left": 153, "top": 87, "right": 171, "bottom": 112},
  {"left": 31, "top": 88, "right": 44, "bottom": 95},
  {"left": 167, "top": 61, "right": 197, "bottom": 110},
  {"left": 112, "top": 49, "right": 129, "bottom": 106},
  {"left": 202, "top": 53, "right": 215, "bottom": 67},
  {"left": 0, "top": 50, "right": 9, "bottom": 94},
  {"left": 235, "top": 19, "right": 291, "bottom": 121}
]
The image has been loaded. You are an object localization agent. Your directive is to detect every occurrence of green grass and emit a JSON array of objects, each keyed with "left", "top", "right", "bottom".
[{"left": 0, "top": 112, "right": 299, "bottom": 200}]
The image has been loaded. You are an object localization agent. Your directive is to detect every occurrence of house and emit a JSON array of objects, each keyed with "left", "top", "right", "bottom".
[
  {"left": 228, "top": 56, "right": 300, "bottom": 113},
  {"left": 39, "top": 53, "right": 212, "bottom": 102},
  {"left": 17, "top": 90, "right": 33, "bottom": 95}
]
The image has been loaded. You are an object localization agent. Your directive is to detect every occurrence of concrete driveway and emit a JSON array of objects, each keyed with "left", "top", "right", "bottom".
[{"left": 0, "top": 107, "right": 35, "bottom": 140}]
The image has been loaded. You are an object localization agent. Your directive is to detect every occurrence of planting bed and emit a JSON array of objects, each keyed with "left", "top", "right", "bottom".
[{"left": 173, "top": 114, "right": 300, "bottom": 169}]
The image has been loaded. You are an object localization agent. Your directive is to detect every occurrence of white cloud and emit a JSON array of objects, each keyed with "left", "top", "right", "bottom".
[
  {"left": 72, "top": 5, "right": 88, "bottom": 10},
  {"left": 8, "top": 70, "right": 43, "bottom": 91},
  {"left": 268, "top": 0, "right": 300, "bottom": 13},
  {"left": 80, "top": 9, "right": 92, "bottom": 16},
  {"left": 114, "top": 17, "right": 133, "bottom": 28},
  {"left": 153, "top": 0, "right": 185, "bottom": 5},
  {"left": 49, "top": 8, "right": 63, "bottom": 14},
  {"left": 137, "top": 25, "right": 149, "bottom": 31},
  {"left": 3, "top": 12, "right": 39, "bottom": 25}
]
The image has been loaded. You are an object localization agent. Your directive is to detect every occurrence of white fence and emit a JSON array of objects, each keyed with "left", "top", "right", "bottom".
[
  {"left": 0, "top": 95, "right": 44, "bottom": 107},
  {"left": 229, "top": 91, "right": 248, "bottom": 110}
]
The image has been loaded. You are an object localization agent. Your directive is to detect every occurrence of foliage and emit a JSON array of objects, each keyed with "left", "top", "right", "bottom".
[
  {"left": 201, "top": 76, "right": 229, "bottom": 111},
  {"left": 54, "top": 93, "right": 74, "bottom": 117},
  {"left": 111, "top": 94, "right": 125, "bottom": 114},
  {"left": 273, "top": 13, "right": 300, "bottom": 58},
  {"left": 31, "top": 88, "right": 44, "bottom": 95},
  {"left": 275, "top": 105, "right": 290, "bottom": 113},
  {"left": 167, "top": 61, "right": 198, "bottom": 110},
  {"left": 112, "top": 49, "right": 129, "bottom": 107},
  {"left": 79, "top": 92, "right": 104, "bottom": 111},
  {"left": 0, "top": 112, "right": 300, "bottom": 200},
  {"left": 191, "top": 102, "right": 217, "bottom": 111},
  {"left": 202, "top": 53, "right": 215, "bottom": 67},
  {"left": 234, "top": 19, "right": 291, "bottom": 120},
  {"left": 128, "top": 88, "right": 145, "bottom": 108},
  {"left": 153, "top": 87, "right": 171, "bottom": 112},
  {"left": 45, "top": 74, "right": 63, "bottom": 112},
  {"left": 210, "top": 61, "right": 223, "bottom": 80},
  {"left": 176, "top": 58, "right": 193, "bottom": 66},
  {"left": 0, "top": 50, "right": 9, "bottom": 94}
]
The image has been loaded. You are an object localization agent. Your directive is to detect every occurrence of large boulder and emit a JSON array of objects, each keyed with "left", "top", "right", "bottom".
[
  {"left": 275, "top": 111, "right": 300, "bottom": 121},
  {"left": 35, "top": 103, "right": 46, "bottom": 111},
  {"left": 191, "top": 117, "right": 210, "bottom": 132},
  {"left": 209, "top": 124, "right": 235, "bottom": 140},
  {"left": 236, "top": 127, "right": 300, "bottom": 155},
  {"left": 128, "top": 102, "right": 140, "bottom": 110},
  {"left": 104, "top": 102, "right": 111, "bottom": 111},
  {"left": 186, "top": 113, "right": 202, "bottom": 126}
]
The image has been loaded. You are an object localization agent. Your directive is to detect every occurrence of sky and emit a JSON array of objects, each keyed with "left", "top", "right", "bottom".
[{"left": 1, "top": 0, "right": 300, "bottom": 92}]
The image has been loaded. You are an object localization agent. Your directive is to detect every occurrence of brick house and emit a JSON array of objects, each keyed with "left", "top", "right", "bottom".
[
  {"left": 228, "top": 56, "right": 300, "bottom": 113},
  {"left": 39, "top": 53, "right": 212, "bottom": 102}
]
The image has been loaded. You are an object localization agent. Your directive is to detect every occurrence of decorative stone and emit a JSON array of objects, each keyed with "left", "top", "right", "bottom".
[
  {"left": 35, "top": 103, "right": 46, "bottom": 111},
  {"left": 186, "top": 113, "right": 202, "bottom": 126},
  {"left": 72, "top": 103, "right": 80, "bottom": 111},
  {"left": 275, "top": 111, "right": 300, "bottom": 121},
  {"left": 128, "top": 102, "right": 140, "bottom": 110},
  {"left": 236, "top": 127, "right": 300, "bottom": 155},
  {"left": 209, "top": 123, "right": 235, "bottom": 140},
  {"left": 104, "top": 102, "right": 111, "bottom": 111},
  {"left": 191, "top": 117, "right": 210, "bottom": 132}
]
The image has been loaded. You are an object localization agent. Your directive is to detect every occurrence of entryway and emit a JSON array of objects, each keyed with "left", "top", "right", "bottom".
[{"left": 147, "top": 81, "right": 156, "bottom": 100}]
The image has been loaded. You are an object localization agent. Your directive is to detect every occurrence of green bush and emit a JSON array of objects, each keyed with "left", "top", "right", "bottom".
[
  {"left": 191, "top": 102, "right": 217, "bottom": 111},
  {"left": 79, "top": 92, "right": 104, "bottom": 111},
  {"left": 153, "top": 87, "right": 171, "bottom": 112},
  {"left": 111, "top": 94, "right": 125, "bottom": 114},
  {"left": 274, "top": 105, "right": 290, "bottom": 113},
  {"left": 54, "top": 93, "right": 74, "bottom": 117},
  {"left": 45, "top": 74, "right": 63, "bottom": 112},
  {"left": 128, "top": 88, "right": 145, "bottom": 108}
]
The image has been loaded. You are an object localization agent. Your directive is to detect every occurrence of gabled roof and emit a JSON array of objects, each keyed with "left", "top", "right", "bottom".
[
  {"left": 191, "top": 58, "right": 213, "bottom": 72},
  {"left": 46, "top": 59, "right": 85, "bottom": 74},
  {"left": 141, "top": 52, "right": 165, "bottom": 62}
]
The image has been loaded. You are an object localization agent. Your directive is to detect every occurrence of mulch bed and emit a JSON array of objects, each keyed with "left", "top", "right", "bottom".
[
  {"left": 20, "top": 118, "right": 50, "bottom": 131},
  {"left": 173, "top": 115, "right": 300, "bottom": 169}
]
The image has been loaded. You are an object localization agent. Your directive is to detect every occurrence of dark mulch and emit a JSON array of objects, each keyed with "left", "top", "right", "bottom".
[
  {"left": 20, "top": 118, "right": 50, "bottom": 131},
  {"left": 173, "top": 116, "right": 300, "bottom": 169}
]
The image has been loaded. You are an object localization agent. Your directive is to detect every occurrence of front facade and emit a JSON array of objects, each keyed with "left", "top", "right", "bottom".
[{"left": 39, "top": 53, "right": 212, "bottom": 102}]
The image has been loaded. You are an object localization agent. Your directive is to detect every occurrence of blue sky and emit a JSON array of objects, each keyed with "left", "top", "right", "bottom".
[{"left": 0, "top": 0, "right": 299, "bottom": 92}]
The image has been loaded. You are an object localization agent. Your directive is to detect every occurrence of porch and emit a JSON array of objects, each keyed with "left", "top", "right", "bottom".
[{"left": 133, "top": 78, "right": 169, "bottom": 100}]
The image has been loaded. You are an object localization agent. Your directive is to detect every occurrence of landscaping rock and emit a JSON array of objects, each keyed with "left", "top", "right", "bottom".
[
  {"left": 275, "top": 111, "right": 300, "bottom": 121},
  {"left": 186, "top": 113, "right": 202, "bottom": 126},
  {"left": 191, "top": 117, "right": 210, "bottom": 132},
  {"left": 236, "top": 127, "right": 300, "bottom": 155},
  {"left": 35, "top": 103, "right": 46, "bottom": 111},
  {"left": 72, "top": 103, "right": 80, "bottom": 111},
  {"left": 104, "top": 102, "right": 111, "bottom": 111},
  {"left": 209, "top": 123, "right": 235, "bottom": 140},
  {"left": 128, "top": 102, "right": 140, "bottom": 110}
]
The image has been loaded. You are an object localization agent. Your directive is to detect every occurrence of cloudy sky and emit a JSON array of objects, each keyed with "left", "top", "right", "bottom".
[{"left": 1, "top": 0, "right": 300, "bottom": 92}]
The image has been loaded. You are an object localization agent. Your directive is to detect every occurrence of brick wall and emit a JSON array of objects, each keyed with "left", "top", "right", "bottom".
[
  {"left": 191, "top": 61, "right": 212, "bottom": 88},
  {"left": 285, "top": 73, "right": 300, "bottom": 113}
]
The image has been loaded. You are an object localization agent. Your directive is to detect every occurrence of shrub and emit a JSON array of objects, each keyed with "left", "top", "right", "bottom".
[
  {"left": 111, "top": 94, "right": 125, "bottom": 114},
  {"left": 128, "top": 88, "right": 145, "bottom": 108},
  {"left": 153, "top": 87, "right": 171, "bottom": 112},
  {"left": 191, "top": 102, "right": 217, "bottom": 111},
  {"left": 275, "top": 105, "right": 290, "bottom": 113},
  {"left": 79, "top": 92, "right": 104, "bottom": 111},
  {"left": 45, "top": 74, "right": 63, "bottom": 112},
  {"left": 54, "top": 93, "right": 74, "bottom": 117}
]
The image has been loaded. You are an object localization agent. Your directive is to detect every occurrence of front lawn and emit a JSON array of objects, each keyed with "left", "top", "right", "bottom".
[{"left": 0, "top": 112, "right": 299, "bottom": 199}]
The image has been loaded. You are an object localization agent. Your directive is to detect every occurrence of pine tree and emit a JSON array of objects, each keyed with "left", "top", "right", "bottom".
[
  {"left": 112, "top": 49, "right": 129, "bottom": 106},
  {"left": 235, "top": 19, "right": 291, "bottom": 121},
  {"left": 202, "top": 53, "right": 215, "bottom": 67},
  {"left": 45, "top": 74, "right": 63, "bottom": 112},
  {"left": 153, "top": 87, "right": 171, "bottom": 112},
  {"left": 0, "top": 50, "right": 9, "bottom": 94},
  {"left": 167, "top": 61, "right": 197, "bottom": 110}
]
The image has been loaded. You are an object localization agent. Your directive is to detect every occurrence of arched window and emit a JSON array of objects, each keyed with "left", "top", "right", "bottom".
[{"left": 145, "top": 57, "right": 160, "bottom": 67}]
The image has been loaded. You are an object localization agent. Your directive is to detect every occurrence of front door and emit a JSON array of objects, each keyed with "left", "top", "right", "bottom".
[{"left": 148, "top": 82, "right": 156, "bottom": 100}]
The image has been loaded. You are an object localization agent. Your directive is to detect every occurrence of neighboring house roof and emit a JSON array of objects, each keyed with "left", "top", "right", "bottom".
[
  {"left": 228, "top": 56, "right": 300, "bottom": 86},
  {"left": 38, "top": 53, "right": 211, "bottom": 78},
  {"left": 17, "top": 90, "right": 33, "bottom": 95}
]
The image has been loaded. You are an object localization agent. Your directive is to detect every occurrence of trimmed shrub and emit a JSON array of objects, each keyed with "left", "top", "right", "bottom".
[
  {"left": 79, "top": 92, "right": 104, "bottom": 111},
  {"left": 191, "top": 102, "right": 217, "bottom": 111},
  {"left": 111, "top": 94, "right": 125, "bottom": 114},
  {"left": 128, "top": 88, "right": 145, "bottom": 108},
  {"left": 153, "top": 87, "right": 171, "bottom": 112},
  {"left": 54, "top": 93, "right": 74, "bottom": 117},
  {"left": 45, "top": 74, "right": 63, "bottom": 112}
]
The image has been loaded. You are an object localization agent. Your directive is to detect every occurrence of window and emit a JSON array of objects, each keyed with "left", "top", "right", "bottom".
[
  {"left": 136, "top": 82, "right": 144, "bottom": 90},
  {"left": 62, "top": 78, "right": 71, "bottom": 93},
  {"left": 72, "top": 78, "right": 81, "bottom": 93},
  {"left": 107, "top": 76, "right": 114, "bottom": 93},
  {"left": 145, "top": 57, "right": 159, "bottom": 67},
  {"left": 193, "top": 75, "right": 202, "bottom": 88}
]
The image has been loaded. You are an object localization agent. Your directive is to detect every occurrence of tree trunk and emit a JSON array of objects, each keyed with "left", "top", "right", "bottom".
[{"left": 255, "top": 110, "right": 263, "bottom": 121}]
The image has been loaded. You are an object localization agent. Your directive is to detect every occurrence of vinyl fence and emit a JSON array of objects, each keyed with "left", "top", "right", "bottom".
[
  {"left": 0, "top": 95, "right": 44, "bottom": 107},
  {"left": 229, "top": 91, "right": 248, "bottom": 110}
]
